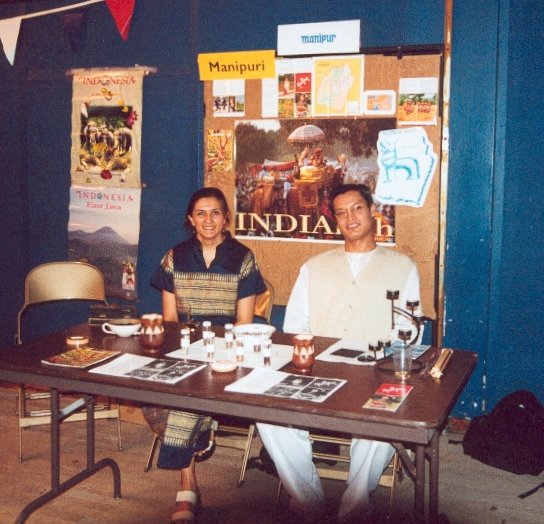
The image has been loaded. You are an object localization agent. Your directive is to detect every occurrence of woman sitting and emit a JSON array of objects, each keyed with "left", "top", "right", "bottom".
[{"left": 142, "top": 187, "right": 266, "bottom": 524}]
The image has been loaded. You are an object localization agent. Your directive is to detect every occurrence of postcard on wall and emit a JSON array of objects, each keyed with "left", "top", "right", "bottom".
[
  {"left": 68, "top": 185, "right": 140, "bottom": 300},
  {"left": 213, "top": 79, "right": 245, "bottom": 117},
  {"left": 262, "top": 58, "right": 312, "bottom": 119},
  {"left": 234, "top": 118, "right": 396, "bottom": 244},
  {"left": 397, "top": 77, "right": 438, "bottom": 126},
  {"left": 363, "top": 90, "right": 397, "bottom": 116},
  {"left": 70, "top": 68, "right": 144, "bottom": 188},
  {"left": 225, "top": 367, "right": 346, "bottom": 403},
  {"left": 90, "top": 353, "right": 207, "bottom": 385},
  {"left": 206, "top": 128, "right": 233, "bottom": 178},
  {"left": 375, "top": 127, "right": 438, "bottom": 208},
  {"left": 362, "top": 383, "right": 413, "bottom": 412},
  {"left": 312, "top": 55, "right": 364, "bottom": 117}
]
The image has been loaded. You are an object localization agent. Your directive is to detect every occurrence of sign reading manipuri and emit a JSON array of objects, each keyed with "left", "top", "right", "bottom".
[
  {"left": 198, "top": 50, "right": 276, "bottom": 80},
  {"left": 277, "top": 20, "right": 360, "bottom": 56}
]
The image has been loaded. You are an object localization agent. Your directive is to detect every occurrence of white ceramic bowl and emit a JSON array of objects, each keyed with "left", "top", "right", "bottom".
[{"left": 102, "top": 319, "right": 141, "bottom": 337}]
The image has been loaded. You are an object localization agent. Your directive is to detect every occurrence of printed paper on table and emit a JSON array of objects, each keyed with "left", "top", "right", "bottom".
[
  {"left": 42, "top": 347, "right": 120, "bottom": 369},
  {"left": 225, "top": 367, "right": 346, "bottom": 403},
  {"left": 363, "top": 383, "right": 413, "bottom": 412},
  {"left": 90, "top": 353, "right": 207, "bottom": 385}
]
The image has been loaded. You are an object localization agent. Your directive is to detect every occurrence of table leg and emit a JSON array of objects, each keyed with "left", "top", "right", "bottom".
[
  {"left": 415, "top": 444, "right": 426, "bottom": 522},
  {"left": 428, "top": 431, "right": 440, "bottom": 523},
  {"left": 15, "top": 389, "right": 122, "bottom": 524}
]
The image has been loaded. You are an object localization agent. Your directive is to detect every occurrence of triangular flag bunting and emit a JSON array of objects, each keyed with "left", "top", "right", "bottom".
[
  {"left": 60, "top": 12, "right": 88, "bottom": 54},
  {"left": 0, "top": 17, "right": 22, "bottom": 65},
  {"left": 106, "top": 0, "right": 135, "bottom": 41}
]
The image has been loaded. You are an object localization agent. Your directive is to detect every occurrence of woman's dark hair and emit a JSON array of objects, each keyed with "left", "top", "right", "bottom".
[
  {"left": 328, "top": 183, "right": 373, "bottom": 213},
  {"left": 184, "top": 187, "right": 231, "bottom": 229}
]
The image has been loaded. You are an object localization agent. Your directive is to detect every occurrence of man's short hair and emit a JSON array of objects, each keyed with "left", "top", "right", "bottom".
[{"left": 329, "top": 184, "right": 373, "bottom": 213}]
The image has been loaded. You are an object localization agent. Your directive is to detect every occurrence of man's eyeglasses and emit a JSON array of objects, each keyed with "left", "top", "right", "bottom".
[{"left": 333, "top": 203, "right": 368, "bottom": 220}]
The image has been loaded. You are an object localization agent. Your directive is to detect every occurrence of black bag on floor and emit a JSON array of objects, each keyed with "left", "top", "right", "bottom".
[{"left": 462, "top": 390, "right": 544, "bottom": 475}]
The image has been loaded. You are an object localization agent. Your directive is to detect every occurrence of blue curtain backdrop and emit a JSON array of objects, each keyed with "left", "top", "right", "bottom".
[{"left": 1, "top": 0, "right": 542, "bottom": 415}]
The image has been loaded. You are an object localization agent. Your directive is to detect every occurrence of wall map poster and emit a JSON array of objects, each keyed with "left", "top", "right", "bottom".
[
  {"left": 234, "top": 118, "right": 396, "bottom": 243},
  {"left": 70, "top": 69, "right": 144, "bottom": 188}
]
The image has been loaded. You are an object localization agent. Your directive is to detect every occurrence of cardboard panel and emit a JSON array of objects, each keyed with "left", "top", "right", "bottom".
[{"left": 203, "top": 54, "right": 441, "bottom": 319}]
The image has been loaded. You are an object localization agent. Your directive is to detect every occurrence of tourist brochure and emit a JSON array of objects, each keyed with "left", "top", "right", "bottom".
[
  {"left": 89, "top": 353, "right": 207, "bottom": 385},
  {"left": 225, "top": 367, "right": 346, "bottom": 403},
  {"left": 362, "top": 383, "right": 413, "bottom": 412},
  {"left": 41, "top": 347, "right": 120, "bottom": 369}
]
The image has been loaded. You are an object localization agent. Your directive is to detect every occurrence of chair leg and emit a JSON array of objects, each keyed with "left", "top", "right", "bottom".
[
  {"left": 115, "top": 401, "right": 123, "bottom": 451},
  {"left": 144, "top": 433, "right": 160, "bottom": 472},
  {"left": 237, "top": 423, "right": 256, "bottom": 487},
  {"left": 18, "top": 385, "right": 24, "bottom": 462},
  {"left": 387, "top": 452, "right": 400, "bottom": 514}
]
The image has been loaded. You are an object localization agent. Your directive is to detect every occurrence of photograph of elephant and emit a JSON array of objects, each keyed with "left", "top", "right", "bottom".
[
  {"left": 73, "top": 104, "right": 137, "bottom": 187},
  {"left": 234, "top": 118, "right": 396, "bottom": 243}
]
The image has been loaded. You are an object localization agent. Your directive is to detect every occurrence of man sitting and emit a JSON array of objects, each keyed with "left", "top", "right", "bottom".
[{"left": 257, "top": 184, "right": 422, "bottom": 522}]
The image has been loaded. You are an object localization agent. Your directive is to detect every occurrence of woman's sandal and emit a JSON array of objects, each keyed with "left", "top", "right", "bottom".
[{"left": 171, "top": 490, "right": 201, "bottom": 524}]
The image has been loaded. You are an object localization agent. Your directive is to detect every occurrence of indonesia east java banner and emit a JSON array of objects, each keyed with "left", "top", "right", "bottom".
[
  {"left": 68, "top": 67, "right": 145, "bottom": 301},
  {"left": 70, "top": 68, "right": 143, "bottom": 188},
  {"left": 68, "top": 185, "right": 140, "bottom": 301}
]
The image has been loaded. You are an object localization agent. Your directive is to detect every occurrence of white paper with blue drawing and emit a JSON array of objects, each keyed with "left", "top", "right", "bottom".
[{"left": 375, "top": 127, "right": 437, "bottom": 208}]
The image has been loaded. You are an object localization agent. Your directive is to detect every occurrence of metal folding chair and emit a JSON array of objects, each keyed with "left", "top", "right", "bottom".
[{"left": 15, "top": 261, "right": 122, "bottom": 462}]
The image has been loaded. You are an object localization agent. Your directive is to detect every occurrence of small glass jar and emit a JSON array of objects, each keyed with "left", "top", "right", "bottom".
[
  {"left": 180, "top": 328, "right": 191, "bottom": 355},
  {"left": 235, "top": 336, "right": 245, "bottom": 362},
  {"left": 262, "top": 338, "right": 272, "bottom": 366},
  {"left": 204, "top": 331, "right": 215, "bottom": 358},
  {"left": 224, "top": 323, "right": 234, "bottom": 350}
]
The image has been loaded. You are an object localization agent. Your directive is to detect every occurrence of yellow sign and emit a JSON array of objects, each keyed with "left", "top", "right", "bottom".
[{"left": 198, "top": 50, "right": 276, "bottom": 80}]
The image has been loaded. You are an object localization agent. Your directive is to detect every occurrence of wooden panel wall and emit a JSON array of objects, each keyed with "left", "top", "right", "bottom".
[{"left": 203, "top": 54, "right": 441, "bottom": 319}]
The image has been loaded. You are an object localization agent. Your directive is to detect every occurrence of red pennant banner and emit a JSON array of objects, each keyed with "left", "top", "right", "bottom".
[{"left": 106, "top": 0, "right": 135, "bottom": 41}]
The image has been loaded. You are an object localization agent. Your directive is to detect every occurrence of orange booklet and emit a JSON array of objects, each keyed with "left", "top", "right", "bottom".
[
  {"left": 42, "top": 347, "right": 120, "bottom": 368},
  {"left": 363, "top": 383, "right": 413, "bottom": 412}
]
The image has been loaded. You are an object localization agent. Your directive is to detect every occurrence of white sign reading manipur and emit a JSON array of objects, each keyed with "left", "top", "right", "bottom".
[{"left": 277, "top": 20, "right": 360, "bottom": 57}]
